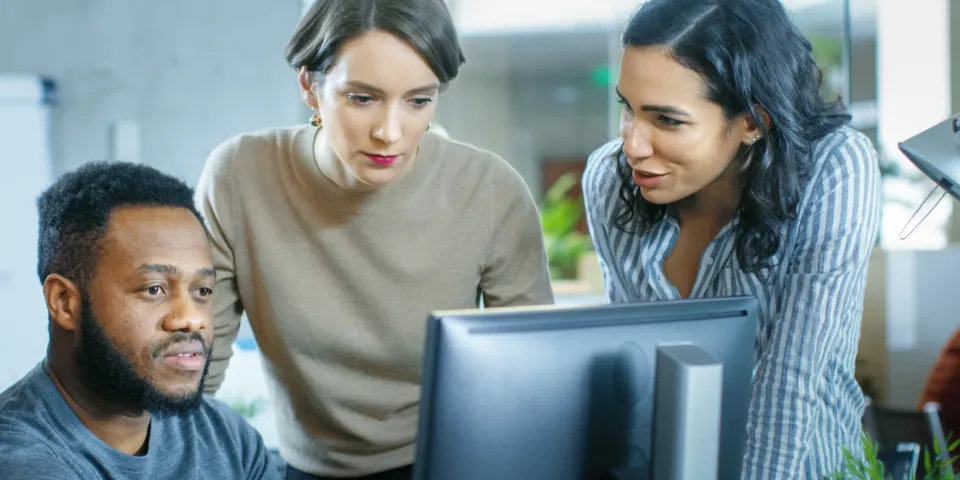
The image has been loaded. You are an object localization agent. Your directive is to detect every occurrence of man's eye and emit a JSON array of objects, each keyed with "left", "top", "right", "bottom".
[{"left": 146, "top": 286, "right": 163, "bottom": 296}]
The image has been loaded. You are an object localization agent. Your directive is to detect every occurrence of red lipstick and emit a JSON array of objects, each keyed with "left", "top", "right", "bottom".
[{"left": 366, "top": 154, "right": 398, "bottom": 166}]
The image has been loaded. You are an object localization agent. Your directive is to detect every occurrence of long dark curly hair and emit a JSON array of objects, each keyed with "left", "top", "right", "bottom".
[{"left": 614, "top": 0, "right": 851, "bottom": 273}]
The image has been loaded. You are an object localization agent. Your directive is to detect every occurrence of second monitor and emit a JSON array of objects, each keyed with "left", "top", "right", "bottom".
[{"left": 413, "top": 296, "right": 759, "bottom": 480}]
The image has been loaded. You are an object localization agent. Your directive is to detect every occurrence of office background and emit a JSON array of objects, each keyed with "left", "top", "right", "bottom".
[{"left": 2, "top": 0, "right": 959, "bottom": 449}]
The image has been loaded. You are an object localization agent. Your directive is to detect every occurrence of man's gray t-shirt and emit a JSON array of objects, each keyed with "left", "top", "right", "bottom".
[{"left": 0, "top": 363, "right": 282, "bottom": 479}]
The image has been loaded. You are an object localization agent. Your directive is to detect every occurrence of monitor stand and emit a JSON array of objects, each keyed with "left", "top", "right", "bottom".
[
  {"left": 651, "top": 343, "right": 723, "bottom": 480},
  {"left": 598, "top": 344, "right": 723, "bottom": 480}
]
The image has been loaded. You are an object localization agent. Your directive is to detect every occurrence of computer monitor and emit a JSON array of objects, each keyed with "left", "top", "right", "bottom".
[{"left": 413, "top": 296, "right": 759, "bottom": 480}]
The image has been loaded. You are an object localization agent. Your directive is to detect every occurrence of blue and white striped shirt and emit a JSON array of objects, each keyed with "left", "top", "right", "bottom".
[{"left": 582, "top": 127, "right": 882, "bottom": 479}]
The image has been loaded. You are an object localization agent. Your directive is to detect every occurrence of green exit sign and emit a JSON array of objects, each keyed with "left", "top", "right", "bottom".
[{"left": 591, "top": 65, "right": 612, "bottom": 87}]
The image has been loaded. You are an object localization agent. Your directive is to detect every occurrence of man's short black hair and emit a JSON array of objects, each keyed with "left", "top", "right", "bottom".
[{"left": 36, "top": 161, "right": 203, "bottom": 286}]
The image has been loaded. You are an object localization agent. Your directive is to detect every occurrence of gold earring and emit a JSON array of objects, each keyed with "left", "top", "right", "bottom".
[
  {"left": 745, "top": 134, "right": 762, "bottom": 146},
  {"left": 309, "top": 114, "right": 322, "bottom": 128}
]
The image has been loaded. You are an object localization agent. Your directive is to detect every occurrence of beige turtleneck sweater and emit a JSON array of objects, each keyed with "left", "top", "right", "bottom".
[{"left": 194, "top": 125, "right": 554, "bottom": 476}]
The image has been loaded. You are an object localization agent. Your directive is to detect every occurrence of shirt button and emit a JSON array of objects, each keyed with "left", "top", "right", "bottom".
[{"left": 704, "top": 256, "right": 714, "bottom": 266}]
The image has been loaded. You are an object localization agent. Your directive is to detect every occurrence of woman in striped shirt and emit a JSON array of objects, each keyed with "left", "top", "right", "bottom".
[{"left": 582, "top": 0, "right": 882, "bottom": 478}]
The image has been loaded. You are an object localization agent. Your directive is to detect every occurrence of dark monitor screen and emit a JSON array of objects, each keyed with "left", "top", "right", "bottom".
[{"left": 413, "top": 297, "right": 759, "bottom": 480}]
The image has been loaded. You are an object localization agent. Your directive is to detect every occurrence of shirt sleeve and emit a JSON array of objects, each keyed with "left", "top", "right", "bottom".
[
  {"left": 0, "top": 427, "right": 81, "bottom": 479},
  {"left": 195, "top": 137, "right": 246, "bottom": 395},
  {"left": 740, "top": 132, "right": 882, "bottom": 478},
  {"left": 480, "top": 157, "right": 555, "bottom": 308},
  {"left": 582, "top": 139, "right": 630, "bottom": 304}
]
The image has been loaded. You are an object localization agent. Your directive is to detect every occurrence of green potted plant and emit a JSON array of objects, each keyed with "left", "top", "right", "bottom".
[
  {"left": 829, "top": 432, "right": 959, "bottom": 479},
  {"left": 540, "top": 172, "right": 594, "bottom": 280},
  {"left": 226, "top": 396, "right": 268, "bottom": 421}
]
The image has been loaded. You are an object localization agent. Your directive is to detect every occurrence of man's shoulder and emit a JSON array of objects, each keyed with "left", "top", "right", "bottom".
[
  {"left": 0, "top": 364, "right": 63, "bottom": 434},
  {"left": 0, "top": 417, "right": 57, "bottom": 447},
  {"left": 0, "top": 406, "right": 70, "bottom": 478},
  {"left": 0, "top": 426, "right": 72, "bottom": 480},
  {"left": 0, "top": 365, "right": 89, "bottom": 477}
]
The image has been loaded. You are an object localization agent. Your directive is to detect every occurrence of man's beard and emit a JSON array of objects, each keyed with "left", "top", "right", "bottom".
[{"left": 74, "top": 297, "right": 212, "bottom": 415}]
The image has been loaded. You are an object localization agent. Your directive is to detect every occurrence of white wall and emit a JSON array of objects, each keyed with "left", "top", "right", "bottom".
[
  {"left": 882, "top": 249, "right": 960, "bottom": 409},
  {"left": 0, "top": 0, "right": 303, "bottom": 183},
  {"left": 436, "top": 36, "right": 612, "bottom": 198},
  {"left": 860, "top": 249, "right": 960, "bottom": 410},
  {"left": 0, "top": 0, "right": 610, "bottom": 199},
  {"left": 435, "top": 70, "right": 522, "bottom": 185}
]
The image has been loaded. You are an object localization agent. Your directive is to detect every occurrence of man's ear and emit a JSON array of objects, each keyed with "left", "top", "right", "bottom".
[{"left": 43, "top": 274, "right": 83, "bottom": 332}]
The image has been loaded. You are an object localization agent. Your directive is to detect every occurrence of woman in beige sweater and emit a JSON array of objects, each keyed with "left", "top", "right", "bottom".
[{"left": 194, "top": 1, "right": 554, "bottom": 479}]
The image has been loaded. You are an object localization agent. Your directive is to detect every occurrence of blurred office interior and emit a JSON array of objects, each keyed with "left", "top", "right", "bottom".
[{"left": 2, "top": 0, "right": 960, "bottom": 454}]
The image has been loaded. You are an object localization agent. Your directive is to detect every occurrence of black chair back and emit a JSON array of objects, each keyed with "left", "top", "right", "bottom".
[
  {"left": 862, "top": 396, "right": 951, "bottom": 478},
  {"left": 877, "top": 443, "right": 921, "bottom": 480}
]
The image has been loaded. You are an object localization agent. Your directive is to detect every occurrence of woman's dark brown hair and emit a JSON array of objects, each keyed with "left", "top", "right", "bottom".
[{"left": 285, "top": 0, "right": 466, "bottom": 87}]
